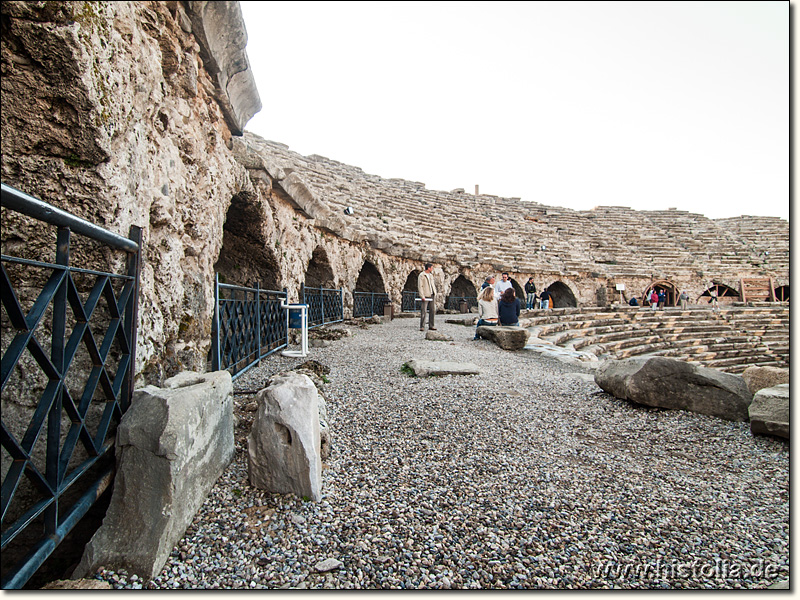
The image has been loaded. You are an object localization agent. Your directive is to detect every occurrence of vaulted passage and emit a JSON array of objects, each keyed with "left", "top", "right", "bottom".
[
  {"left": 446, "top": 275, "right": 477, "bottom": 310},
  {"left": 644, "top": 280, "right": 679, "bottom": 306},
  {"left": 774, "top": 285, "right": 789, "bottom": 302},
  {"left": 548, "top": 281, "right": 577, "bottom": 308},
  {"left": 214, "top": 192, "right": 280, "bottom": 290},
  {"left": 304, "top": 246, "right": 336, "bottom": 289},
  {"left": 402, "top": 270, "right": 421, "bottom": 311},
  {"left": 700, "top": 284, "right": 740, "bottom": 304},
  {"left": 355, "top": 261, "right": 386, "bottom": 293}
]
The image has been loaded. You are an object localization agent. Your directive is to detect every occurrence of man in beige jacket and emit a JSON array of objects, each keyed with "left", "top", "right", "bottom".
[{"left": 418, "top": 263, "right": 437, "bottom": 331}]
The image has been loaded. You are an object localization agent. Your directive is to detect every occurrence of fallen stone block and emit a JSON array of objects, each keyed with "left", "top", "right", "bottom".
[
  {"left": 594, "top": 357, "right": 752, "bottom": 421},
  {"left": 477, "top": 325, "right": 530, "bottom": 350},
  {"left": 404, "top": 359, "right": 480, "bottom": 377},
  {"left": 425, "top": 330, "right": 453, "bottom": 341},
  {"left": 741, "top": 365, "right": 789, "bottom": 395},
  {"left": 749, "top": 384, "right": 789, "bottom": 439},
  {"left": 248, "top": 373, "right": 322, "bottom": 501},
  {"left": 74, "top": 371, "right": 235, "bottom": 579}
]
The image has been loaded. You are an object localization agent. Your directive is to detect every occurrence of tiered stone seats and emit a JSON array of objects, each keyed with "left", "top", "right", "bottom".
[
  {"left": 526, "top": 305, "right": 788, "bottom": 373},
  {"left": 245, "top": 134, "right": 788, "bottom": 285}
]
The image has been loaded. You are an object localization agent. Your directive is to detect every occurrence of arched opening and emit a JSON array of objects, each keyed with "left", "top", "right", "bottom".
[
  {"left": 509, "top": 278, "right": 525, "bottom": 302},
  {"left": 699, "top": 283, "right": 740, "bottom": 305},
  {"left": 446, "top": 275, "right": 477, "bottom": 310},
  {"left": 775, "top": 285, "right": 789, "bottom": 302},
  {"left": 304, "top": 246, "right": 336, "bottom": 289},
  {"left": 402, "top": 270, "right": 421, "bottom": 312},
  {"left": 354, "top": 261, "right": 388, "bottom": 317},
  {"left": 355, "top": 261, "right": 386, "bottom": 293},
  {"left": 547, "top": 281, "right": 578, "bottom": 308},
  {"left": 214, "top": 191, "right": 280, "bottom": 290},
  {"left": 643, "top": 280, "right": 679, "bottom": 307}
]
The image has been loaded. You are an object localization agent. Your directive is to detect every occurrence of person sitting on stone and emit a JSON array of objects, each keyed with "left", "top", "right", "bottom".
[
  {"left": 498, "top": 287, "right": 521, "bottom": 326},
  {"left": 473, "top": 285, "right": 499, "bottom": 340}
]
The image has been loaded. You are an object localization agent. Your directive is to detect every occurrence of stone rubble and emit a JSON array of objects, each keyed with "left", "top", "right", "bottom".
[{"left": 90, "top": 319, "right": 788, "bottom": 590}]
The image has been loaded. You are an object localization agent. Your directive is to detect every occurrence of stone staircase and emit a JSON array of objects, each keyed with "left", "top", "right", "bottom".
[{"left": 524, "top": 305, "right": 789, "bottom": 373}]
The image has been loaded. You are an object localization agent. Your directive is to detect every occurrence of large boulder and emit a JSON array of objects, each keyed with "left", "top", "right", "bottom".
[
  {"left": 741, "top": 366, "right": 789, "bottom": 395},
  {"left": 247, "top": 373, "right": 322, "bottom": 501},
  {"left": 74, "top": 371, "right": 235, "bottom": 579},
  {"left": 594, "top": 357, "right": 752, "bottom": 421},
  {"left": 477, "top": 325, "right": 530, "bottom": 351},
  {"left": 749, "top": 384, "right": 789, "bottom": 439}
]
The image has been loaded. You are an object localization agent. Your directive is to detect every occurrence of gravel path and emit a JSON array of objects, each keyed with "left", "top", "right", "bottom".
[{"left": 96, "top": 317, "right": 789, "bottom": 589}]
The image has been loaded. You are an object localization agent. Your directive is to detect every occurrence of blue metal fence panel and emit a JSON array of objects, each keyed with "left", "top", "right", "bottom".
[
  {"left": 302, "top": 286, "right": 344, "bottom": 329},
  {"left": 445, "top": 295, "right": 478, "bottom": 311},
  {"left": 211, "top": 278, "right": 287, "bottom": 380},
  {"left": 1, "top": 183, "right": 140, "bottom": 589},
  {"left": 353, "top": 291, "right": 390, "bottom": 318}
]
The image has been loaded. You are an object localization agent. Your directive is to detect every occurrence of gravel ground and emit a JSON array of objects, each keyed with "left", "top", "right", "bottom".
[{"left": 95, "top": 317, "right": 789, "bottom": 589}]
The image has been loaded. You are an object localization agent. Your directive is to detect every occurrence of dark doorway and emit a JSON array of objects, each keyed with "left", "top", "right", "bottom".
[
  {"left": 446, "top": 275, "right": 477, "bottom": 310},
  {"left": 775, "top": 285, "right": 789, "bottom": 302},
  {"left": 548, "top": 281, "right": 578, "bottom": 308},
  {"left": 355, "top": 261, "right": 386, "bottom": 293},
  {"left": 402, "top": 270, "right": 421, "bottom": 312},
  {"left": 700, "top": 283, "right": 739, "bottom": 304},
  {"left": 214, "top": 192, "right": 280, "bottom": 290},
  {"left": 644, "top": 280, "right": 679, "bottom": 307},
  {"left": 509, "top": 278, "right": 525, "bottom": 302},
  {"left": 305, "top": 246, "right": 336, "bottom": 289}
]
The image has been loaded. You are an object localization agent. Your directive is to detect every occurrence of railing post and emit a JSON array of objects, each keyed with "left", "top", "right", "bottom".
[
  {"left": 125, "top": 225, "right": 142, "bottom": 410},
  {"left": 256, "top": 281, "right": 262, "bottom": 366},
  {"left": 212, "top": 273, "right": 220, "bottom": 371}
]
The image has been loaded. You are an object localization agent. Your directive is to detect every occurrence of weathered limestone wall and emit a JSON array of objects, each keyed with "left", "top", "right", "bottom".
[
  {"left": 1, "top": 0, "right": 789, "bottom": 389},
  {"left": 1, "top": 0, "right": 259, "bottom": 385}
]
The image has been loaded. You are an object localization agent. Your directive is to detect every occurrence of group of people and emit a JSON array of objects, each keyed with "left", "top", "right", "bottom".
[
  {"left": 629, "top": 289, "right": 692, "bottom": 310},
  {"left": 472, "top": 273, "right": 550, "bottom": 340},
  {"left": 417, "top": 267, "right": 551, "bottom": 338}
]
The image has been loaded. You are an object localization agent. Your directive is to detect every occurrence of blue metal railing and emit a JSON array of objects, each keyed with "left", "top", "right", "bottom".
[
  {"left": 445, "top": 295, "right": 478, "bottom": 311},
  {"left": 353, "top": 291, "right": 391, "bottom": 318},
  {"left": 211, "top": 277, "right": 287, "bottom": 380},
  {"left": 301, "top": 285, "right": 344, "bottom": 329},
  {"left": 1, "top": 183, "right": 141, "bottom": 589},
  {"left": 402, "top": 290, "right": 419, "bottom": 312}
]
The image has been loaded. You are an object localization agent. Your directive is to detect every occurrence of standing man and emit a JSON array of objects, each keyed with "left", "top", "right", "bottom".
[
  {"left": 524, "top": 277, "right": 537, "bottom": 310},
  {"left": 539, "top": 287, "right": 551, "bottom": 310},
  {"left": 418, "top": 263, "right": 437, "bottom": 331},
  {"left": 495, "top": 272, "right": 513, "bottom": 297},
  {"left": 679, "top": 290, "right": 690, "bottom": 311},
  {"left": 481, "top": 275, "right": 496, "bottom": 290}
]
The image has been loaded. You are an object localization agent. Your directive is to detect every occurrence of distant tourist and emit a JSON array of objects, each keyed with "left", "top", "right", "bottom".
[
  {"left": 679, "top": 290, "right": 690, "bottom": 310},
  {"left": 495, "top": 272, "right": 513, "bottom": 297},
  {"left": 658, "top": 289, "right": 666, "bottom": 309},
  {"left": 498, "top": 288, "right": 521, "bottom": 326},
  {"left": 481, "top": 275, "right": 496, "bottom": 290},
  {"left": 473, "top": 286, "right": 499, "bottom": 340},
  {"left": 709, "top": 287, "right": 719, "bottom": 311},
  {"left": 417, "top": 263, "right": 437, "bottom": 331},
  {"left": 524, "top": 277, "right": 537, "bottom": 310},
  {"left": 649, "top": 289, "right": 659, "bottom": 310},
  {"left": 629, "top": 296, "right": 638, "bottom": 307},
  {"left": 539, "top": 288, "right": 551, "bottom": 310}
]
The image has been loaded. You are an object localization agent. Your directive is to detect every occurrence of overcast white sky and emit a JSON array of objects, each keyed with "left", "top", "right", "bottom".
[{"left": 239, "top": 1, "right": 789, "bottom": 221}]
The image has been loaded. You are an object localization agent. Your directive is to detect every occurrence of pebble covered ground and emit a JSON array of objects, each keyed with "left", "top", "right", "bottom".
[{"left": 94, "top": 317, "right": 789, "bottom": 589}]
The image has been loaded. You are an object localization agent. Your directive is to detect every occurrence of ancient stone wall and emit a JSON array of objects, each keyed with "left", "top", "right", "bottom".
[{"left": 1, "top": 1, "right": 788, "bottom": 388}]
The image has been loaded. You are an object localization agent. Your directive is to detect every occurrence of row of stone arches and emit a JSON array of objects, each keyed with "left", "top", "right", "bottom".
[{"left": 642, "top": 280, "right": 789, "bottom": 306}]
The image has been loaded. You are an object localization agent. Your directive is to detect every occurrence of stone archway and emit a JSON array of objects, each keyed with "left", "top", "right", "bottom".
[
  {"left": 214, "top": 191, "right": 280, "bottom": 290},
  {"left": 643, "top": 280, "right": 679, "bottom": 306},
  {"left": 446, "top": 274, "right": 477, "bottom": 310},
  {"left": 304, "top": 246, "right": 336, "bottom": 289},
  {"left": 509, "top": 278, "right": 525, "bottom": 302},
  {"left": 547, "top": 281, "right": 577, "bottom": 308},
  {"left": 775, "top": 285, "right": 789, "bottom": 302},
  {"left": 402, "top": 270, "right": 421, "bottom": 312},
  {"left": 700, "top": 283, "right": 740, "bottom": 305},
  {"left": 355, "top": 260, "right": 386, "bottom": 293}
]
